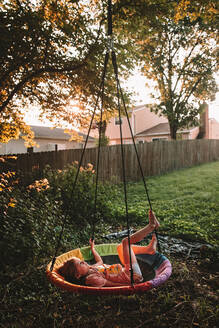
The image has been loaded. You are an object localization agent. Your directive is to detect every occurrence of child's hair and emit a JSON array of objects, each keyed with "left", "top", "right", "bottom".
[
  {"left": 59, "top": 258, "right": 77, "bottom": 281},
  {"left": 58, "top": 258, "right": 86, "bottom": 285}
]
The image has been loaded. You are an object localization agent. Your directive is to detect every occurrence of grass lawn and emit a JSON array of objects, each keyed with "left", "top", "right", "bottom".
[
  {"left": 0, "top": 162, "right": 219, "bottom": 328},
  {"left": 109, "top": 161, "right": 219, "bottom": 246}
]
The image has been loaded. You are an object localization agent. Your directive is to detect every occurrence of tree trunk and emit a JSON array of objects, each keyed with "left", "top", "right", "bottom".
[{"left": 169, "top": 124, "right": 177, "bottom": 140}]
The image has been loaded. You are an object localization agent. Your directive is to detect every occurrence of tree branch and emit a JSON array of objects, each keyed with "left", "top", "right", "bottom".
[
  {"left": 0, "top": 15, "right": 104, "bottom": 113},
  {"left": 183, "top": 76, "right": 203, "bottom": 104},
  {"left": 172, "top": 37, "right": 202, "bottom": 96},
  {"left": 0, "top": 61, "right": 87, "bottom": 113}
]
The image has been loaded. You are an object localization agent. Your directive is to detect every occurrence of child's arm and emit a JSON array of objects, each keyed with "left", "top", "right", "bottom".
[{"left": 89, "top": 239, "right": 103, "bottom": 265}]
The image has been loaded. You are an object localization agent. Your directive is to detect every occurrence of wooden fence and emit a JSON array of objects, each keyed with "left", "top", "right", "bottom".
[{"left": 1, "top": 139, "right": 219, "bottom": 183}]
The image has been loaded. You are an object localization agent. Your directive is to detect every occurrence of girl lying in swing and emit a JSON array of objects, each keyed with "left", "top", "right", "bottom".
[{"left": 59, "top": 210, "right": 160, "bottom": 287}]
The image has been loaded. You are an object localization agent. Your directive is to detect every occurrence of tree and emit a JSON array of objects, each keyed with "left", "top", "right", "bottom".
[
  {"left": 140, "top": 18, "right": 217, "bottom": 138},
  {"left": 114, "top": 0, "right": 218, "bottom": 139},
  {"left": 0, "top": 0, "right": 103, "bottom": 143},
  {"left": 0, "top": 0, "right": 135, "bottom": 145}
]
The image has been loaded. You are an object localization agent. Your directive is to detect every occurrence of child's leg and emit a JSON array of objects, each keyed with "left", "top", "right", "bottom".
[
  {"left": 121, "top": 211, "right": 159, "bottom": 267},
  {"left": 117, "top": 233, "right": 157, "bottom": 266},
  {"left": 132, "top": 233, "right": 157, "bottom": 255},
  {"left": 128, "top": 210, "right": 159, "bottom": 245}
]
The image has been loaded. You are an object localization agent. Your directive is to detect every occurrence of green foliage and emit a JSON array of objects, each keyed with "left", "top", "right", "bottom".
[
  {"left": 0, "top": 182, "right": 61, "bottom": 268},
  {"left": 43, "top": 162, "right": 114, "bottom": 230},
  {"left": 95, "top": 134, "right": 110, "bottom": 147},
  {"left": 0, "top": 162, "right": 115, "bottom": 271}
]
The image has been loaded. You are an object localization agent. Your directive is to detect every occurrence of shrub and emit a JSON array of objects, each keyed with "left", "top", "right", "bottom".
[
  {"left": 43, "top": 162, "right": 114, "bottom": 229},
  {"left": 0, "top": 162, "right": 116, "bottom": 270}
]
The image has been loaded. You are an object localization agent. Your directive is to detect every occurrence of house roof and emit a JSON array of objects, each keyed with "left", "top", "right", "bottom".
[
  {"left": 29, "top": 125, "right": 94, "bottom": 141},
  {"left": 136, "top": 122, "right": 197, "bottom": 136}
]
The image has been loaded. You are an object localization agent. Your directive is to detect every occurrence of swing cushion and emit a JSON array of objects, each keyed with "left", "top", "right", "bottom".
[{"left": 46, "top": 243, "right": 172, "bottom": 295}]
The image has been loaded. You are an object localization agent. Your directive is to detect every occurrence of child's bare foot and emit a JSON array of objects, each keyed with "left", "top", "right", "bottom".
[
  {"left": 143, "top": 233, "right": 157, "bottom": 254},
  {"left": 149, "top": 210, "right": 160, "bottom": 229}
]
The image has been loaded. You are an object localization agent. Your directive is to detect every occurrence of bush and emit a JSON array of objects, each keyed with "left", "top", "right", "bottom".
[
  {"left": 0, "top": 162, "right": 116, "bottom": 270},
  {"left": 43, "top": 162, "right": 114, "bottom": 229}
]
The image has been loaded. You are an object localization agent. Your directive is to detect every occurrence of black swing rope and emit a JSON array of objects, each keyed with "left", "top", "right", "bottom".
[
  {"left": 114, "top": 61, "right": 161, "bottom": 253},
  {"left": 50, "top": 51, "right": 110, "bottom": 271},
  {"left": 50, "top": 0, "right": 160, "bottom": 279},
  {"left": 92, "top": 51, "right": 110, "bottom": 240},
  {"left": 109, "top": 0, "right": 160, "bottom": 252}
]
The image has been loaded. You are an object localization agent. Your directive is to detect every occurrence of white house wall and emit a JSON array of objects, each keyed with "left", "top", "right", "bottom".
[
  {"left": 33, "top": 138, "right": 82, "bottom": 152},
  {"left": 0, "top": 138, "right": 27, "bottom": 155},
  {"left": 0, "top": 138, "right": 94, "bottom": 155}
]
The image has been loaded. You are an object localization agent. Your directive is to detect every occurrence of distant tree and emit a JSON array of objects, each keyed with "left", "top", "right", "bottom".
[
  {"left": 0, "top": 0, "right": 135, "bottom": 145},
  {"left": 114, "top": 0, "right": 218, "bottom": 139},
  {"left": 139, "top": 18, "right": 217, "bottom": 139}
]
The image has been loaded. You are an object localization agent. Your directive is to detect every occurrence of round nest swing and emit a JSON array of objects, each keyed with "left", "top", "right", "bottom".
[
  {"left": 46, "top": 243, "right": 172, "bottom": 296},
  {"left": 46, "top": 0, "right": 172, "bottom": 296}
]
